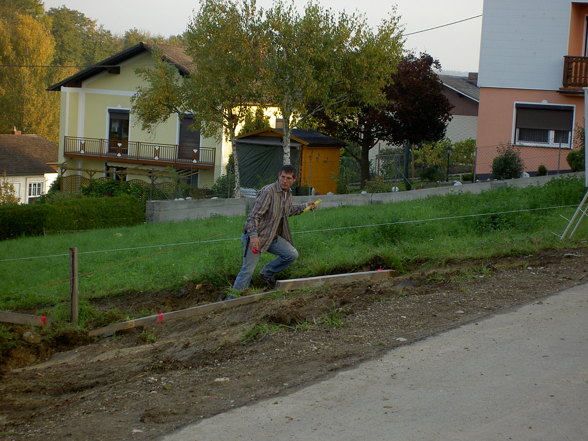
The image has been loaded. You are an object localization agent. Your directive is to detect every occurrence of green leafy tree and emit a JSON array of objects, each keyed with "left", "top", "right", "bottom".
[
  {"left": 264, "top": 2, "right": 402, "bottom": 165},
  {"left": 47, "top": 6, "right": 122, "bottom": 66},
  {"left": 311, "top": 53, "right": 450, "bottom": 187},
  {"left": 0, "top": 0, "right": 43, "bottom": 18},
  {"left": 238, "top": 107, "right": 271, "bottom": 136},
  {"left": 132, "top": 0, "right": 266, "bottom": 198},
  {"left": 0, "top": 13, "right": 60, "bottom": 141}
]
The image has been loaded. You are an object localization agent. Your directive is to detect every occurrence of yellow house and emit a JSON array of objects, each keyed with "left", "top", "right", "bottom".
[{"left": 48, "top": 42, "right": 252, "bottom": 193}]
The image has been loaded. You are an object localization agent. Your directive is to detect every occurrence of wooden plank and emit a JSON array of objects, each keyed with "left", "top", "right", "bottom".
[
  {"left": 88, "top": 291, "right": 275, "bottom": 337},
  {"left": 0, "top": 311, "right": 50, "bottom": 327},
  {"left": 89, "top": 270, "right": 397, "bottom": 337},
  {"left": 275, "top": 269, "right": 396, "bottom": 291}
]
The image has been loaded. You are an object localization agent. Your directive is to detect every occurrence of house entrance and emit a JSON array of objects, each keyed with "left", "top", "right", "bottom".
[
  {"left": 108, "top": 109, "right": 129, "bottom": 156},
  {"left": 178, "top": 114, "right": 200, "bottom": 161}
]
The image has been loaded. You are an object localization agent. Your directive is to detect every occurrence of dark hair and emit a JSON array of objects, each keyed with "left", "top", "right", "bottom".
[{"left": 279, "top": 164, "right": 297, "bottom": 177}]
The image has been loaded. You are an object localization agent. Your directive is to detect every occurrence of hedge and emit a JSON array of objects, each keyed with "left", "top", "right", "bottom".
[{"left": 0, "top": 195, "right": 145, "bottom": 240}]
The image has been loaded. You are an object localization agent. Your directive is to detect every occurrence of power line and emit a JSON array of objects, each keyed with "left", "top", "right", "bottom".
[{"left": 405, "top": 14, "right": 482, "bottom": 36}]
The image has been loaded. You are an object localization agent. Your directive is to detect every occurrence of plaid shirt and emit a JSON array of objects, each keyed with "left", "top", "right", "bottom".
[{"left": 244, "top": 180, "right": 306, "bottom": 253}]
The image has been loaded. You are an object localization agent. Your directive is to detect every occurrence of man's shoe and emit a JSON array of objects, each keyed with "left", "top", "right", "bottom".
[{"left": 259, "top": 273, "right": 276, "bottom": 288}]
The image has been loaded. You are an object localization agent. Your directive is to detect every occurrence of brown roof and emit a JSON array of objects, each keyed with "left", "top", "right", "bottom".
[{"left": 0, "top": 134, "right": 58, "bottom": 176}]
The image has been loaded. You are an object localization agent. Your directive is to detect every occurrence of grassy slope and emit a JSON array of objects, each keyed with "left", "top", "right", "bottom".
[{"left": 0, "top": 176, "right": 586, "bottom": 320}]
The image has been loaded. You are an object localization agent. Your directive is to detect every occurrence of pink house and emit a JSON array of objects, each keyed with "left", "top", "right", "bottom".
[{"left": 476, "top": 0, "right": 588, "bottom": 178}]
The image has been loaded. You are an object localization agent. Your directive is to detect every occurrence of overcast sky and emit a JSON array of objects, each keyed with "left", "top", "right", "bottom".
[{"left": 42, "top": 0, "right": 483, "bottom": 73}]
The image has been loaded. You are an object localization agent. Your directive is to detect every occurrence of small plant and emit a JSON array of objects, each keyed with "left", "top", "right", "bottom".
[
  {"left": 321, "top": 308, "right": 344, "bottom": 329},
  {"left": 140, "top": 329, "right": 157, "bottom": 344},
  {"left": 567, "top": 148, "right": 585, "bottom": 172},
  {"left": 492, "top": 144, "right": 524, "bottom": 180},
  {"left": 537, "top": 165, "right": 548, "bottom": 176}
]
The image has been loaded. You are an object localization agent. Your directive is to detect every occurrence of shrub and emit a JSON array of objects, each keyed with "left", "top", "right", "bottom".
[
  {"left": 492, "top": 144, "right": 524, "bottom": 179},
  {"left": 537, "top": 165, "right": 548, "bottom": 176},
  {"left": 567, "top": 147, "right": 585, "bottom": 172},
  {"left": 0, "top": 195, "right": 144, "bottom": 240}
]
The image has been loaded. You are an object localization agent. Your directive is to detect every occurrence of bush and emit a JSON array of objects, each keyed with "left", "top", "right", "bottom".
[
  {"left": 567, "top": 147, "right": 585, "bottom": 172},
  {"left": 0, "top": 195, "right": 144, "bottom": 240},
  {"left": 492, "top": 144, "right": 524, "bottom": 180},
  {"left": 536, "top": 165, "right": 548, "bottom": 176}
]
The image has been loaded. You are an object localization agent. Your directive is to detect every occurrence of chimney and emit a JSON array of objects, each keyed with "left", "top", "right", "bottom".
[
  {"left": 11, "top": 127, "right": 21, "bottom": 135},
  {"left": 467, "top": 72, "right": 478, "bottom": 85}
]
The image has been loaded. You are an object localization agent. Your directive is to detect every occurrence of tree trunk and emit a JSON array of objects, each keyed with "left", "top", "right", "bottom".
[
  {"left": 230, "top": 131, "right": 242, "bottom": 198},
  {"left": 359, "top": 140, "right": 372, "bottom": 188},
  {"left": 282, "top": 112, "right": 292, "bottom": 165}
]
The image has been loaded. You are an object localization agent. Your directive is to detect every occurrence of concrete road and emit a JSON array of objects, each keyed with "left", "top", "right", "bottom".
[{"left": 161, "top": 284, "right": 588, "bottom": 441}]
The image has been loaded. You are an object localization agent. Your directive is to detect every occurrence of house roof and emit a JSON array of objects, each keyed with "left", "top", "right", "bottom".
[
  {"left": 237, "top": 128, "right": 346, "bottom": 147},
  {"left": 439, "top": 74, "right": 480, "bottom": 102},
  {"left": 48, "top": 42, "right": 195, "bottom": 91},
  {"left": 0, "top": 134, "right": 58, "bottom": 176}
]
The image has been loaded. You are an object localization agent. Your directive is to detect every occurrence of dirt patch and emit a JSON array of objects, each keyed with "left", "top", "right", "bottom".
[{"left": 1, "top": 247, "right": 587, "bottom": 441}]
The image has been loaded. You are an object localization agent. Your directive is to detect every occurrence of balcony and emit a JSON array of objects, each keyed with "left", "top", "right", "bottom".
[
  {"left": 63, "top": 136, "right": 215, "bottom": 169},
  {"left": 562, "top": 56, "right": 588, "bottom": 92}
]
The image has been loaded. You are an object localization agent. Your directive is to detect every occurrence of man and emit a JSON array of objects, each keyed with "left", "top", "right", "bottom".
[{"left": 233, "top": 164, "right": 317, "bottom": 291}]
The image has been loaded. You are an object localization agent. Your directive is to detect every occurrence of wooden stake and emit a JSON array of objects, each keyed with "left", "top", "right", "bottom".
[{"left": 70, "top": 247, "right": 79, "bottom": 324}]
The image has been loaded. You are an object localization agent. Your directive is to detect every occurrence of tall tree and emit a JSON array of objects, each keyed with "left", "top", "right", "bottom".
[
  {"left": 0, "top": 0, "right": 43, "bottom": 18},
  {"left": 0, "top": 12, "right": 60, "bottom": 140},
  {"left": 263, "top": 2, "right": 402, "bottom": 165},
  {"left": 310, "top": 52, "right": 451, "bottom": 187},
  {"left": 132, "top": 0, "right": 265, "bottom": 197},
  {"left": 47, "top": 6, "right": 122, "bottom": 66}
]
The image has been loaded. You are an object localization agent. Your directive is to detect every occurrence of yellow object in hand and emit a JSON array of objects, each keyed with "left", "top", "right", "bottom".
[{"left": 303, "top": 199, "right": 322, "bottom": 212}]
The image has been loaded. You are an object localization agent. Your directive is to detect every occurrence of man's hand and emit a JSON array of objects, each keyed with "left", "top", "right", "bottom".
[{"left": 250, "top": 236, "right": 260, "bottom": 254}]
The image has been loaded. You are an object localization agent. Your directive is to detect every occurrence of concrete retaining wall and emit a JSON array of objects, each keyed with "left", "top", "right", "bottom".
[{"left": 145, "top": 172, "right": 584, "bottom": 223}]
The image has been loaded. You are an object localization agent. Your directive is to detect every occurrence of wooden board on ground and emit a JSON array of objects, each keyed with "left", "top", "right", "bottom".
[
  {"left": 0, "top": 311, "right": 50, "bottom": 327},
  {"left": 88, "top": 291, "right": 274, "bottom": 337},
  {"left": 89, "top": 270, "right": 396, "bottom": 337},
  {"left": 275, "top": 269, "right": 396, "bottom": 291}
]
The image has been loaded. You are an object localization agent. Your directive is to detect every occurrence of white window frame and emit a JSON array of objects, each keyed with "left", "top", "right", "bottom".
[
  {"left": 513, "top": 102, "right": 574, "bottom": 149},
  {"left": 28, "top": 181, "right": 43, "bottom": 197}
]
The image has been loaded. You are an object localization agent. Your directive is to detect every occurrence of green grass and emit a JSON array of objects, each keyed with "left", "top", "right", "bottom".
[{"left": 0, "top": 176, "right": 586, "bottom": 325}]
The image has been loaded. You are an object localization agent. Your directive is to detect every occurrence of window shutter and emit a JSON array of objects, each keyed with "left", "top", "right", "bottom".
[{"left": 515, "top": 104, "right": 573, "bottom": 131}]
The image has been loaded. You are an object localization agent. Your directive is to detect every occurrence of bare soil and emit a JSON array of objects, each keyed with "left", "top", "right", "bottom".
[{"left": 1, "top": 247, "right": 587, "bottom": 441}]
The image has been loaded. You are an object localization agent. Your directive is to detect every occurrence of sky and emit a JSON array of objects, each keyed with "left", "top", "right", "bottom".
[{"left": 42, "top": 0, "right": 483, "bottom": 73}]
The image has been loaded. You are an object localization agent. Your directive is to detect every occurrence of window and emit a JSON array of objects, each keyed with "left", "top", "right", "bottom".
[
  {"left": 514, "top": 103, "right": 573, "bottom": 148},
  {"left": 28, "top": 182, "right": 43, "bottom": 197}
]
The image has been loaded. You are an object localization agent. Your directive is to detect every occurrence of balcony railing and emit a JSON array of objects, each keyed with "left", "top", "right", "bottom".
[
  {"left": 563, "top": 56, "right": 588, "bottom": 88},
  {"left": 63, "top": 136, "right": 215, "bottom": 169}
]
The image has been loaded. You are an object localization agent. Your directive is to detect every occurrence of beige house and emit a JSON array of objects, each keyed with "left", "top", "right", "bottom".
[
  {"left": 0, "top": 131, "right": 58, "bottom": 204},
  {"left": 48, "top": 42, "right": 251, "bottom": 192}
]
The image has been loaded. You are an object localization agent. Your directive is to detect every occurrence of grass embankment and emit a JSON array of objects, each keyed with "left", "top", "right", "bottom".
[{"left": 0, "top": 176, "right": 586, "bottom": 326}]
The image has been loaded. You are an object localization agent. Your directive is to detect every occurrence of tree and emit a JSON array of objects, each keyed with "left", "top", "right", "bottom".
[
  {"left": 264, "top": 2, "right": 402, "bottom": 165},
  {"left": 0, "top": 0, "right": 43, "bottom": 18},
  {"left": 310, "top": 52, "right": 451, "bottom": 187},
  {"left": 0, "top": 13, "right": 60, "bottom": 141},
  {"left": 47, "top": 6, "right": 123, "bottom": 67},
  {"left": 132, "top": 0, "right": 266, "bottom": 198},
  {"left": 0, "top": 172, "right": 19, "bottom": 205}
]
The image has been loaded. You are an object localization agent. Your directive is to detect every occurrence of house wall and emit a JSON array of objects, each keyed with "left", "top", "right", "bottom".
[
  {"left": 5, "top": 173, "right": 57, "bottom": 204},
  {"left": 476, "top": 88, "right": 583, "bottom": 175},
  {"left": 476, "top": 0, "right": 588, "bottom": 177},
  {"left": 445, "top": 115, "right": 478, "bottom": 142},
  {"left": 478, "top": 0, "right": 573, "bottom": 91}
]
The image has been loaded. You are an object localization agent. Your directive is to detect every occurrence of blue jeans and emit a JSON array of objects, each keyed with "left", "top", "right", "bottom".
[{"left": 233, "top": 234, "right": 299, "bottom": 290}]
